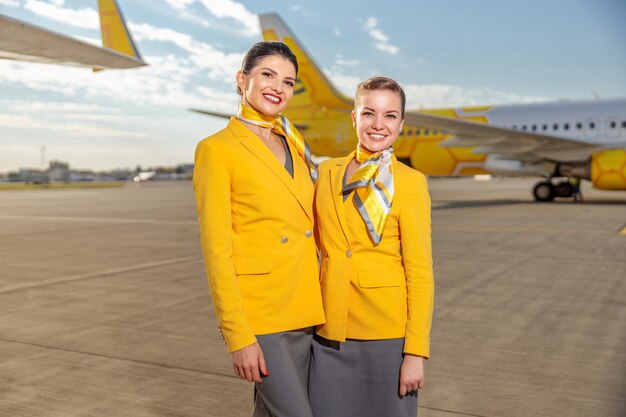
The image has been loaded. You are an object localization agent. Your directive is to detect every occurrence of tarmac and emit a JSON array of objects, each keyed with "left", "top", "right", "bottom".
[{"left": 0, "top": 178, "right": 625, "bottom": 417}]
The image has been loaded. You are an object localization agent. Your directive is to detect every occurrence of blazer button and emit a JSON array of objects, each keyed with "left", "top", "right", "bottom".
[
  {"left": 280, "top": 236, "right": 289, "bottom": 244},
  {"left": 345, "top": 250, "right": 352, "bottom": 257},
  {"left": 305, "top": 230, "right": 313, "bottom": 238}
]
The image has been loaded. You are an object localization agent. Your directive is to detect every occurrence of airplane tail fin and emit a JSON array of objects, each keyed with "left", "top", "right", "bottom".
[
  {"left": 96, "top": 0, "right": 144, "bottom": 67},
  {"left": 259, "top": 13, "right": 352, "bottom": 110}
]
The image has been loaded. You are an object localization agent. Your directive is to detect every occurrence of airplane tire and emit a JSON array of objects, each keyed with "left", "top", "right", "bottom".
[
  {"left": 555, "top": 181, "right": 575, "bottom": 198},
  {"left": 533, "top": 181, "right": 556, "bottom": 202}
]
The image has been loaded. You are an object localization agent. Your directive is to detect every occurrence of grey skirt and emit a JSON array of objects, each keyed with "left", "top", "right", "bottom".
[
  {"left": 309, "top": 335, "right": 417, "bottom": 417},
  {"left": 252, "top": 328, "right": 315, "bottom": 417}
]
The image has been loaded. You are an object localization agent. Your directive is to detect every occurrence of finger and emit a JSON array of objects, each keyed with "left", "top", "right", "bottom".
[
  {"left": 258, "top": 350, "right": 268, "bottom": 377},
  {"left": 244, "top": 367, "right": 254, "bottom": 382},
  {"left": 251, "top": 361, "right": 262, "bottom": 383},
  {"left": 399, "top": 383, "right": 407, "bottom": 396},
  {"left": 233, "top": 365, "right": 240, "bottom": 377},
  {"left": 418, "top": 379, "right": 425, "bottom": 389}
]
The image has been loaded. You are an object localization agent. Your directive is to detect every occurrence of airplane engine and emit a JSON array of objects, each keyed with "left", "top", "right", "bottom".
[{"left": 590, "top": 149, "right": 626, "bottom": 190}]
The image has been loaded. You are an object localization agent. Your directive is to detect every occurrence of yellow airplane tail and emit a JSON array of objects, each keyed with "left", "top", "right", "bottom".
[
  {"left": 259, "top": 13, "right": 352, "bottom": 111},
  {"left": 97, "top": 0, "right": 144, "bottom": 63}
]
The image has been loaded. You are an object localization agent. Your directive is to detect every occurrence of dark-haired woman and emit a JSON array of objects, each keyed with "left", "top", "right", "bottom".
[
  {"left": 309, "top": 77, "right": 434, "bottom": 417},
  {"left": 193, "top": 41, "right": 324, "bottom": 417}
]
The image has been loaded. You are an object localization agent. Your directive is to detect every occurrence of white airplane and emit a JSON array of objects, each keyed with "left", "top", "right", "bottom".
[
  {"left": 195, "top": 13, "right": 626, "bottom": 201},
  {"left": 0, "top": 0, "right": 145, "bottom": 70}
]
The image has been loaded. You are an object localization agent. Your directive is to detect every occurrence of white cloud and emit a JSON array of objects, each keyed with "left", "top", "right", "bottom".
[
  {"left": 0, "top": 114, "right": 148, "bottom": 138},
  {"left": 323, "top": 69, "right": 360, "bottom": 97},
  {"left": 363, "top": 17, "right": 399, "bottom": 55},
  {"left": 289, "top": 5, "right": 310, "bottom": 16},
  {"left": 163, "top": 0, "right": 194, "bottom": 11},
  {"left": 0, "top": 0, "right": 20, "bottom": 7},
  {"left": 23, "top": 0, "right": 98, "bottom": 29},
  {"left": 0, "top": 54, "right": 238, "bottom": 111},
  {"left": 403, "top": 84, "right": 546, "bottom": 108},
  {"left": 322, "top": 69, "right": 545, "bottom": 108},
  {"left": 0, "top": 99, "right": 118, "bottom": 113},
  {"left": 129, "top": 23, "right": 243, "bottom": 82},
  {"left": 333, "top": 55, "right": 359, "bottom": 69},
  {"left": 199, "top": 0, "right": 259, "bottom": 36},
  {"left": 179, "top": 10, "right": 211, "bottom": 28},
  {"left": 162, "top": 0, "right": 258, "bottom": 35}
]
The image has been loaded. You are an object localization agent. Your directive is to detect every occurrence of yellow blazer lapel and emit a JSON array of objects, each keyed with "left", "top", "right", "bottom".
[
  {"left": 230, "top": 118, "right": 313, "bottom": 220},
  {"left": 330, "top": 152, "right": 354, "bottom": 247}
]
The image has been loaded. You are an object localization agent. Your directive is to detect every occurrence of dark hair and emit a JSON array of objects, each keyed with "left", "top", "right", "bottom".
[
  {"left": 237, "top": 41, "right": 298, "bottom": 95},
  {"left": 355, "top": 76, "right": 406, "bottom": 117}
]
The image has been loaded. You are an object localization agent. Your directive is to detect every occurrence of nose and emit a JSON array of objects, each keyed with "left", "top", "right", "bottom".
[
  {"left": 372, "top": 115, "right": 384, "bottom": 130},
  {"left": 271, "top": 79, "right": 284, "bottom": 94}
]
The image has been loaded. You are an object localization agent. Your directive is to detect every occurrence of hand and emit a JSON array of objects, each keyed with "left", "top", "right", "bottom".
[
  {"left": 399, "top": 354, "right": 425, "bottom": 396},
  {"left": 232, "top": 342, "right": 268, "bottom": 383}
]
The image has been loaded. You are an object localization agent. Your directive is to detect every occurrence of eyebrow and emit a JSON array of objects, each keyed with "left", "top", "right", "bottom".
[
  {"left": 258, "top": 67, "right": 296, "bottom": 82},
  {"left": 362, "top": 107, "right": 400, "bottom": 114}
]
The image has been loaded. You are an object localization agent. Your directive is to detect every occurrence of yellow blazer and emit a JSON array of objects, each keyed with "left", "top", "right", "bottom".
[
  {"left": 193, "top": 118, "right": 325, "bottom": 352},
  {"left": 314, "top": 152, "right": 434, "bottom": 357}
]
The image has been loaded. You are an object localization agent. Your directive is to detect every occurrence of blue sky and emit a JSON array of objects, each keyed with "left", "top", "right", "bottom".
[{"left": 0, "top": 0, "right": 624, "bottom": 172}]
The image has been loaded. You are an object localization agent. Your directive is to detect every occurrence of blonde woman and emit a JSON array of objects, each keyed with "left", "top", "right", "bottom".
[{"left": 310, "top": 77, "right": 434, "bottom": 417}]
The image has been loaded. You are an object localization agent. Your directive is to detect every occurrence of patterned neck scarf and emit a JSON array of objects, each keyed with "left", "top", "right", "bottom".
[
  {"left": 342, "top": 146, "right": 394, "bottom": 245},
  {"left": 236, "top": 103, "right": 318, "bottom": 181}
]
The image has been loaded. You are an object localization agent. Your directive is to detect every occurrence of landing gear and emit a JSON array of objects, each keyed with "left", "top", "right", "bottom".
[
  {"left": 533, "top": 181, "right": 556, "bottom": 202},
  {"left": 555, "top": 181, "right": 575, "bottom": 198},
  {"left": 532, "top": 178, "right": 582, "bottom": 202}
]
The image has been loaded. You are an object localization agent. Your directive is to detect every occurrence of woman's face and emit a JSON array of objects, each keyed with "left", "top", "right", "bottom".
[
  {"left": 352, "top": 89, "right": 404, "bottom": 153},
  {"left": 237, "top": 55, "right": 297, "bottom": 117}
]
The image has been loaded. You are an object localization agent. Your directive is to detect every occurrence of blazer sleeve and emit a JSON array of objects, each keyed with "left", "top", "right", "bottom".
[
  {"left": 193, "top": 140, "right": 257, "bottom": 352},
  {"left": 400, "top": 173, "right": 435, "bottom": 358}
]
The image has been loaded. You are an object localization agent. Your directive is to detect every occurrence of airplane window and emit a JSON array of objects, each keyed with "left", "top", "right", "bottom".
[
  {"left": 610, "top": 121, "right": 616, "bottom": 129},
  {"left": 532, "top": 125, "right": 537, "bottom": 131},
  {"left": 425, "top": 129, "right": 430, "bottom": 135},
  {"left": 521, "top": 125, "right": 527, "bottom": 130},
  {"left": 589, "top": 122, "right": 595, "bottom": 129},
  {"left": 564, "top": 123, "right": 569, "bottom": 130},
  {"left": 622, "top": 120, "right": 626, "bottom": 128},
  {"left": 400, "top": 130, "right": 404, "bottom": 136},
  {"left": 512, "top": 125, "right": 517, "bottom": 130},
  {"left": 576, "top": 122, "right": 582, "bottom": 129},
  {"left": 542, "top": 124, "right": 548, "bottom": 131},
  {"left": 553, "top": 123, "right": 558, "bottom": 130}
]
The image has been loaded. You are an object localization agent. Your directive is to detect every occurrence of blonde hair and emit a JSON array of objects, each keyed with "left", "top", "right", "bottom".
[{"left": 355, "top": 76, "right": 406, "bottom": 117}]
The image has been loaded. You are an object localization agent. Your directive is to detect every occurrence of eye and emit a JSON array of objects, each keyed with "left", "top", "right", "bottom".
[
  {"left": 284, "top": 80, "right": 295, "bottom": 87},
  {"left": 386, "top": 114, "right": 397, "bottom": 119},
  {"left": 362, "top": 111, "right": 373, "bottom": 117},
  {"left": 262, "top": 71, "right": 273, "bottom": 78}
]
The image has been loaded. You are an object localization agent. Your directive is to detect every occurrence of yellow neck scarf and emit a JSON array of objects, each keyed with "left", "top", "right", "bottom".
[
  {"left": 342, "top": 146, "right": 394, "bottom": 245},
  {"left": 236, "top": 103, "right": 317, "bottom": 181}
]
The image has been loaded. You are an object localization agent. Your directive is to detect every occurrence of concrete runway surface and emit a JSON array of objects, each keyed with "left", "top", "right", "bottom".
[{"left": 0, "top": 178, "right": 625, "bottom": 417}]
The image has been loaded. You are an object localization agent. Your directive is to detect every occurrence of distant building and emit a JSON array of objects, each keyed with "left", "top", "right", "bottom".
[
  {"left": 48, "top": 160, "right": 70, "bottom": 182},
  {"left": 176, "top": 164, "right": 194, "bottom": 179},
  {"left": 17, "top": 168, "right": 48, "bottom": 183}
]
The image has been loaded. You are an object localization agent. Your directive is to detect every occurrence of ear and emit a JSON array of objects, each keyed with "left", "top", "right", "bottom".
[
  {"left": 399, "top": 116, "right": 405, "bottom": 132},
  {"left": 351, "top": 110, "right": 357, "bottom": 128},
  {"left": 236, "top": 70, "right": 246, "bottom": 95}
]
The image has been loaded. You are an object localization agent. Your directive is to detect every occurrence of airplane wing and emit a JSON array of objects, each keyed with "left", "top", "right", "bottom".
[
  {"left": 0, "top": 0, "right": 146, "bottom": 70},
  {"left": 404, "top": 110, "right": 617, "bottom": 163},
  {"left": 190, "top": 108, "right": 309, "bottom": 131},
  {"left": 189, "top": 109, "right": 231, "bottom": 119}
]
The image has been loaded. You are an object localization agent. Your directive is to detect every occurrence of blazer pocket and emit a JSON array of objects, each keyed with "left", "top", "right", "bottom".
[
  {"left": 358, "top": 270, "right": 403, "bottom": 288},
  {"left": 234, "top": 255, "right": 274, "bottom": 275}
]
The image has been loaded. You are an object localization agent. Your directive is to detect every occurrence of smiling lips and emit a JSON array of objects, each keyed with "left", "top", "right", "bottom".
[
  {"left": 263, "top": 93, "right": 282, "bottom": 104},
  {"left": 368, "top": 133, "right": 387, "bottom": 140}
]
